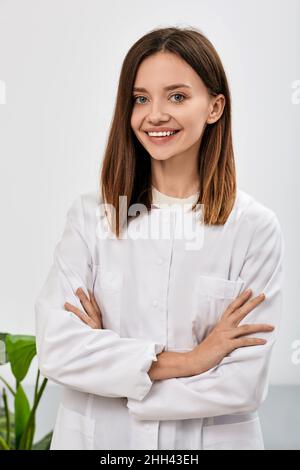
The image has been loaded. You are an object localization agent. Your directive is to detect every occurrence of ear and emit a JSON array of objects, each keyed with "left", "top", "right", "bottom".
[{"left": 206, "top": 94, "right": 226, "bottom": 124}]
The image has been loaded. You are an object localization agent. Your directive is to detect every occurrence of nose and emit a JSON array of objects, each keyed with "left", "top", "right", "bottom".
[
  {"left": 148, "top": 100, "right": 169, "bottom": 121},
  {"left": 146, "top": 103, "right": 169, "bottom": 123}
]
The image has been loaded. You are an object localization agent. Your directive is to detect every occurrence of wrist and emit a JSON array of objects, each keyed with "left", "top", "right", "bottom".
[
  {"left": 184, "top": 350, "right": 201, "bottom": 376},
  {"left": 186, "top": 346, "right": 209, "bottom": 376}
]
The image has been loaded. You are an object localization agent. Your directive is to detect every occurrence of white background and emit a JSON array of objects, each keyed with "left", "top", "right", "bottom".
[{"left": 0, "top": 0, "right": 299, "bottom": 387}]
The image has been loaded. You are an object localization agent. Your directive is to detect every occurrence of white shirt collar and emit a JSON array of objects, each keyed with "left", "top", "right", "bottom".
[{"left": 151, "top": 185, "right": 200, "bottom": 212}]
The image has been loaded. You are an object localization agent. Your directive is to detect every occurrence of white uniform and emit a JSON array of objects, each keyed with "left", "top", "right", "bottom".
[{"left": 34, "top": 186, "right": 284, "bottom": 450}]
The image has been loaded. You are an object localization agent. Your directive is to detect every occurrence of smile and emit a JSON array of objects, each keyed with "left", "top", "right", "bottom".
[{"left": 144, "top": 130, "right": 181, "bottom": 145}]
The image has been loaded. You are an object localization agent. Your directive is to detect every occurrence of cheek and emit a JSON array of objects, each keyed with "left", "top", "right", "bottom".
[
  {"left": 130, "top": 115, "right": 136, "bottom": 131},
  {"left": 130, "top": 109, "right": 139, "bottom": 130},
  {"left": 130, "top": 107, "right": 144, "bottom": 126},
  {"left": 182, "top": 110, "right": 208, "bottom": 137},
  {"left": 180, "top": 121, "right": 206, "bottom": 144},
  {"left": 184, "top": 99, "right": 210, "bottom": 124}
]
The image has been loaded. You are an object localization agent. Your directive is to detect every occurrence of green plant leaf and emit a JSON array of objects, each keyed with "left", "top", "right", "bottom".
[
  {"left": 6, "top": 335, "right": 36, "bottom": 382},
  {"left": 14, "top": 383, "right": 30, "bottom": 449},
  {"left": 0, "top": 333, "right": 9, "bottom": 365},
  {"left": 0, "top": 434, "right": 10, "bottom": 450},
  {"left": 1, "top": 334, "right": 48, "bottom": 450},
  {"left": 19, "top": 377, "right": 48, "bottom": 450},
  {"left": 26, "top": 418, "right": 36, "bottom": 449},
  {"left": 0, "top": 406, "right": 15, "bottom": 447},
  {"left": 32, "top": 431, "right": 53, "bottom": 450}
]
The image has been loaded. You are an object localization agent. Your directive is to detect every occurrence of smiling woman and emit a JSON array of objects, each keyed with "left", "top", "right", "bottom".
[
  {"left": 99, "top": 27, "right": 234, "bottom": 238},
  {"left": 35, "top": 25, "right": 284, "bottom": 451},
  {"left": 130, "top": 56, "right": 225, "bottom": 165}
]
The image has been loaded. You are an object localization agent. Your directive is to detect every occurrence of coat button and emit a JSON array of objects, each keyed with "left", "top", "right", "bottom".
[
  {"left": 152, "top": 300, "right": 158, "bottom": 307},
  {"left": 157, "top": 258, "right": 163, "bottom": 265}
]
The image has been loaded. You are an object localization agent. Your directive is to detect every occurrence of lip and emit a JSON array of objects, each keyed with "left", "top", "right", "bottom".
[
  {"left": 144, "top": 129, "right": 182, "bottom": 145},
  {"left": 143, "top": 127, "right": 181, "bottom": 132}
]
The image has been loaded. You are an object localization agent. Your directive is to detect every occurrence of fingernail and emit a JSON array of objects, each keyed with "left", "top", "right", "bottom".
[{"left": 245, "top": 289, "right": 251, "bottom": 294}]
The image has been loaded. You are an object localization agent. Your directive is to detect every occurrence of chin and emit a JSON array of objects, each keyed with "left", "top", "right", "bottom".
[{"left": 149, "top": 153, "right": 176, "bottom": 161}]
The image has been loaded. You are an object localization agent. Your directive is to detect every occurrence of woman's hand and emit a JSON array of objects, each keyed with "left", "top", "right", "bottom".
[
  {"left": 188, "top": 289, "right": 275, "bottom": 376},
  {"left": 64, "top": 287, "right": 103, "bottom": 329}
]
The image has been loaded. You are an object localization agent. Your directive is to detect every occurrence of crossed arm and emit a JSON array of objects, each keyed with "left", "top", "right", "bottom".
[
  {"left": 62, "top": 204, "right": 284, "bottom": 421},
  {"left": 36, "top": 194, "right": 284, "bottom": 421},
  {"left": 68, "top": 285, "right": 271, "bottom": 382},
  {"left": 66, "top": 286, "right": 194, "bottom": 380}
]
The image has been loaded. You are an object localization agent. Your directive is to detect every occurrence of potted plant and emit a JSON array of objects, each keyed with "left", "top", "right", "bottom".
[{"left": 0, "top": 332, "right": 52, "bottom": 450}]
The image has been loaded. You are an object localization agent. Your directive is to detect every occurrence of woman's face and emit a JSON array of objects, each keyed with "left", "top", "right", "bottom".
[{"left": 130, "top": 51, "right": 224, "bottom": 162}]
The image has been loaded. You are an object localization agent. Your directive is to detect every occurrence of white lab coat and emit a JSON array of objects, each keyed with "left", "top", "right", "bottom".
[{"left": 34, "top": 187, "right": 284, "bottom": 450}]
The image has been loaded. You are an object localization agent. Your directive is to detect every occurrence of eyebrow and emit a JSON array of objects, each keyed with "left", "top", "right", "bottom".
[{"left": 132, "top": 83, "right": 192, "bottom": 92}]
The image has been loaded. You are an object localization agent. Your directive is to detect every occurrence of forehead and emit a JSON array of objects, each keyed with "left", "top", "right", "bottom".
[{"left": 133, "top": 52, "right": 204, "bottom": 91}]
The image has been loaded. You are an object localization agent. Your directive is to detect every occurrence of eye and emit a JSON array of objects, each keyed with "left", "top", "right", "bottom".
[
  {"left": 132, "top": 93, "right": 186, "bottom": 105},
  {"left": 133, "top": 95, "right": 147, "bottom": 105},
  {"left": 170, "top": 93, "right": 186, "bottom": 103}
]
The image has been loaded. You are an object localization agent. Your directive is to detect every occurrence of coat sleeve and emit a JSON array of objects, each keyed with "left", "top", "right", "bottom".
[
  {"left": 126, "top": 212, "right": 285, "bottom": 420},
  {"left": 34, "top": 194, "right": 165, "bottom": 401}
]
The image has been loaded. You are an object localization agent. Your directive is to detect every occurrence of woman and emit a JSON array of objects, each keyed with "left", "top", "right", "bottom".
[{"left": 35, "top": 26, "right": 284, "bottom": 450}]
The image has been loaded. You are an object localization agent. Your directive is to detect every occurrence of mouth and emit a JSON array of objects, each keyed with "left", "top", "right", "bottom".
[{"left": 144, "top": 130, "right": 181, "bottom": 145}]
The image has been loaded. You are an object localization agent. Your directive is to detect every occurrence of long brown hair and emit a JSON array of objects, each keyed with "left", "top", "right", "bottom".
[{"left": 99, "top": 26, "right": 236, "bottom": 238}]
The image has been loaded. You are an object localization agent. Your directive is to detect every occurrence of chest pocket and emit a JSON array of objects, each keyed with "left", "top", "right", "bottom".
[
  {"left": 192, "top": 275, "right": 245, "bottom": 344},
  {"left": 92, "top": 264, "right": 123, "bottom": 334}
]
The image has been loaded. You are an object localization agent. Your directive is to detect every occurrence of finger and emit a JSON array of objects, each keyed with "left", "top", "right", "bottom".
[
  {"left": 87, "top": 289, "right": 103, "bottom": 327},
  {"left": 64, "top": 302, "right": 94, "bottom": 327},
  {"left": 231, "top": 293, "right": 266, "bottom": 325},
  {"left": 76, "top": 287, "right": 96, "bottom": 318},
  {"left": 232, "top": 336, "right": 267, "bottom": 348},
  {"left": 230, "top": 323, "right": 275, "bottom": 339},
  {"left": 88, "top": 289, "right": 102, "bottom": 314},
  {"left": 222, "top": 289, "right": 253, "bottom": 318}
]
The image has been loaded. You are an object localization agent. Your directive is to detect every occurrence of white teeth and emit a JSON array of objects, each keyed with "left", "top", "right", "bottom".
[{"left": 147, "top": 130, "right": 177, "bottom": 137}]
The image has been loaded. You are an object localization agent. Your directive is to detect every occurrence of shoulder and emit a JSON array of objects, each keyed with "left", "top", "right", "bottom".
[
  {"left": 234, "top": 188, "right": 284, "bottom": 250},
  {"left": 68, "top": 189, "right": 101, "bottom": 213},
  {"left": 66, "top": 189, "right": 103, "bottom": 231},
  {"left": 234, "top": 188, "right": 279, "bottom": 228}
]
